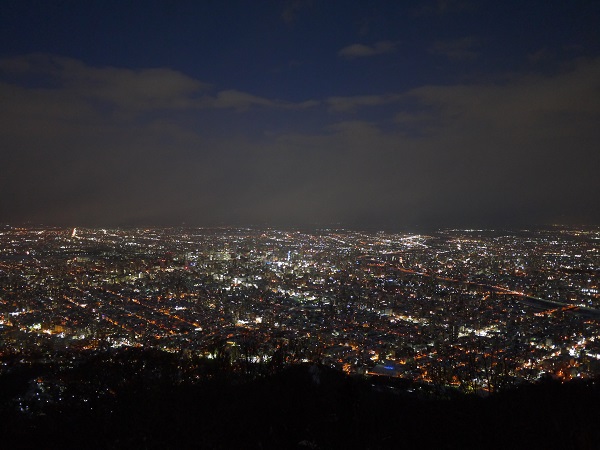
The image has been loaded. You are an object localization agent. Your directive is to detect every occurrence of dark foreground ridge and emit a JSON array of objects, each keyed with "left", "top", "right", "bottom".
[{"left": 1, "top": 348, "right": 599, "bottom": 449}]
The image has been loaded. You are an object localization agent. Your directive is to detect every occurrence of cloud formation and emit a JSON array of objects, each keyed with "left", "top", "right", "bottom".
[
  {"left": 338, "top": 41, "right": 396, "bottom": 59},
  {"left": 407, "top": 57, "right": 600, "bottom": 133},
  {"left": 429, "top": 36, "right": 480, "bottom": 61},
  {"left": 1, "top": 54, "right": 599, "bottom": 228},
  {"left": 414, "top": 0, "right": 472, "bottom": 16},
  {"left": 0, "top": 54, "right": 318, "bottom": 118},
  {"left": 326, "top": 94, "right": 402, "bottom": 112},
  {"left": 281, "top": 0, "right": 313, "bottom": 24},
  {"left": 0, "top": 54, "right": 208, "bottom": 112}
]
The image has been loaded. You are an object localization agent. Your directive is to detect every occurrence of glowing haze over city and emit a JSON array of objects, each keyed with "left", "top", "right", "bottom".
[{"left": 1, "top": 0, "right": 599, "bottom": 229}]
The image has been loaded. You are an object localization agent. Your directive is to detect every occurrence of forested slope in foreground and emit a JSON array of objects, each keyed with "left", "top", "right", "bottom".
[{"left": 1, "top": 348, "right": 598, "bottom": 449}]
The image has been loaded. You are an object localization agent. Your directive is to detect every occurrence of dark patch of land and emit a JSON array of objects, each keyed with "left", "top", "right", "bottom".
[{"left": 1, "top": 348, "right": 598, "bottom": 449}]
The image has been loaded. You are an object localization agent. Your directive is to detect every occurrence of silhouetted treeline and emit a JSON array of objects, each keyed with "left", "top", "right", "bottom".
[{"left": 0, "top": 348, "right": 598, "bottom": 449}]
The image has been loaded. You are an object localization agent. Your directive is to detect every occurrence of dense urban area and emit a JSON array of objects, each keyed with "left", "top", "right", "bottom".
[{"left": 1, "top": 225, "right": 599, "bottom": 396}]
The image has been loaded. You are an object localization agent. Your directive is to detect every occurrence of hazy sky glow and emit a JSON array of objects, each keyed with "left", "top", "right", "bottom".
[{"left": 1, "top": 0, "right": 599, "bottom": 229}]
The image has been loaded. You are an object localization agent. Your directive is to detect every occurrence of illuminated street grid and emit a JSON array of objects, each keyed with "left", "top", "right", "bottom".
[{"left": 1, "top": 226, "right": 599, "bottom": 391}]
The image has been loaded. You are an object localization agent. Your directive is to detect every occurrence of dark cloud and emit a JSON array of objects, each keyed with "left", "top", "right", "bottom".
[
  {"left": 211, "top": 90, "right": 319, "bottom": 112},
  {"left": 0, "top": 54, "right": 318, "bottom": 117},
  {"left": 407, "top": 57, "right": 600, "bottom": 133},
  {"left": 429, "top": 37, "right": 480, "bottom": 61},
  {"left": 0, "top": 54, "right": 209, "bottom": 113},
  {"left": 0, "top": 54, "right": 599, "bottom": 229},
  {"left": 414, "top": 0, "right": 473, "bottom": 16},
  {"left": 326, "top": 94, "right": 402, "bottom": 112},
  {"left": 281, "top": 0, "right": 314, "bottom": 24},
  {"left": 338, "top": 41, "right": 396, "bottom": 59}
]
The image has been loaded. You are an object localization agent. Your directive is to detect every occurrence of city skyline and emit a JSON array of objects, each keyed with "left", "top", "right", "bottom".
[
  {"left": 2, "top": 225, "right": 599, "bottom": 386},
  {"left": 1, "top": 0, "right": 599, "bottom": 229}
]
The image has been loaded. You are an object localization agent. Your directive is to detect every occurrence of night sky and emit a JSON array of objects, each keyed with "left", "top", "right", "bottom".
[{"left": 1, "top": 0, "right": 599, "bottom": 230}]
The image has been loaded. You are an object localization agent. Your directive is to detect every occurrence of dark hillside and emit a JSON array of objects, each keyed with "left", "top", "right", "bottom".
[{"left": 1, "top": 350, "right": 598, "bottom": 449}]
